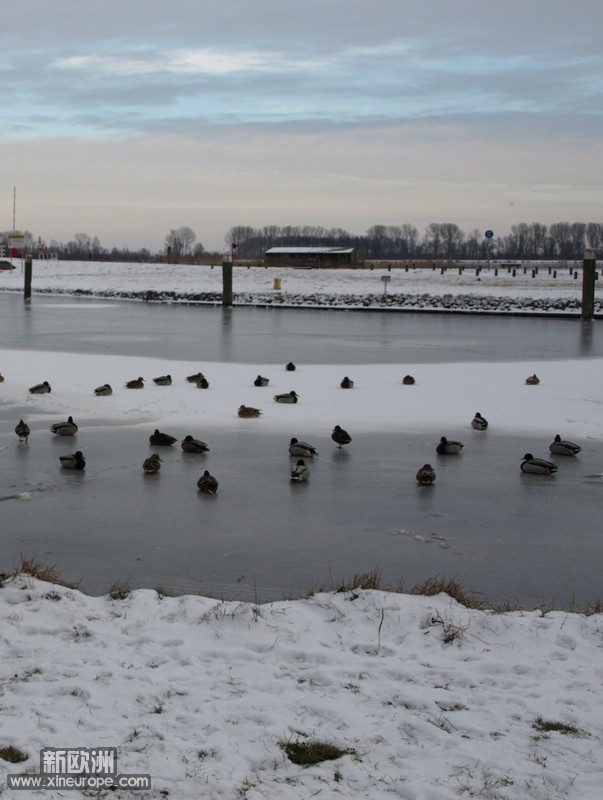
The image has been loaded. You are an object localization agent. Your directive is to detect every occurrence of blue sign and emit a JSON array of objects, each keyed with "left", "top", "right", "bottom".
[{"left": 485, "top": 230, "right": 494, "bottom": 239}]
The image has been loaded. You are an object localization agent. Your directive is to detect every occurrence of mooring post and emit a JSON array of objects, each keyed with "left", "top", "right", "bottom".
[
  {"left": 24, "top": 254, "right": 32, "bottom": 301},
  {"left": 222, "top": 251, "right": 233, "bottom": 307},
  {"left": 581, "top": 247, "right": 596, "bottom": 321}
]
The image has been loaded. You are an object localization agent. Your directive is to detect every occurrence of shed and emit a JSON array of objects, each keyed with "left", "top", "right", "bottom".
[{"left": 264, "top": 246, "right": 357, "bottom": 268}]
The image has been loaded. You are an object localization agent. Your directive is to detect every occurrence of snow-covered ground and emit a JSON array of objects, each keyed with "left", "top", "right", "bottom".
[
  {"left": 0, "top": 258, "right": 597, "bottom": 313},
  {"left": 1, "top": 261, "right": 602, "bottom": 799}
]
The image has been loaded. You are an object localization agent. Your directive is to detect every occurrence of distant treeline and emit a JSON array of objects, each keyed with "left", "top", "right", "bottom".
[
  {"left": 225, "top": 222, "right": 603, "bottom": 261},
  {"left": 2, "top": 220, "right": 602, "bottom": 262}
]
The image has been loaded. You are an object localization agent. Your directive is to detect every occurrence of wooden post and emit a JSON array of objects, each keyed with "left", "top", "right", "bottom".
[
  {"left": 581, "top": 248, "right": 596, "bottom": 320},
  {"left": 222, "top": 252, "right": 233, "bottom": 307},
  {"left": 24, "top": 254, "right": 32, "bottom": 300}
]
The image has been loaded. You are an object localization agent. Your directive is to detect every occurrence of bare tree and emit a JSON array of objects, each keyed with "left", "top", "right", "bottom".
[{"left": 165, "top": 226, "right": 197, "bottom": 256}]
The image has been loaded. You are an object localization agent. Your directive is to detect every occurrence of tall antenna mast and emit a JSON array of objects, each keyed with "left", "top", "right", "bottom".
[{"left": 13, "top": 186, "right": 16, "bottom": 231}]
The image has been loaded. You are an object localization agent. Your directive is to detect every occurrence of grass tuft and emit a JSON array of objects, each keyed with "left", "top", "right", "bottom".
[
  {"left": 13, "top": 555, "right": 81, "bottom": 590},
  {"left": 411, "top": 575, "right": 486, "bottom": 609},
  {"left": 106, "top": 580, "right": 132, "bottom": 601},
  {"left": 533, "top": 717, "right": 581, "bottom": 735},
  {"left": 335, "top": 568, "right": 384, "bottom": 593},
  {"left": 0, "top": 745, "right": 28, "bottom": 763},
  {"left": 280, "top": 738, "right": 355, "bottom": 766}
]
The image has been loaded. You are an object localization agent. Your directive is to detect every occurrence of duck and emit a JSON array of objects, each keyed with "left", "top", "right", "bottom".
[
  {"left": 525, "top": 374, "right": 540, "bottom": 385},
  {"left": 153, "top": 374, "right": 172, "bottom": 386},
  {"left": 290, "top": 459, "right": 310, "bottom": 482},
  {"left": 471, "top": 412, "right": 488, "bottom": 430},
  {"left": 521, "top": 453, "right": 558, "bottom": 475},
  {"left": 50, "top": 416, "right": 78, "bottom": 436},
  {"left": 436, "top": 436, "right": 464, "bottom": 455},
  {"left": 340, "top": 376, "right": 354, "bottom": 389},
  {"left": 143, "top": 453, "right": 162, "bottom": 474},
  {"left": 94, "top": 383, "right": 113, "bottom": 396},
  {"left": 549, "top": 434, "right": 581, "bottom": 456},
  {"left": 59, "top": 451, "right": 86, "bottom": 470},
  {"left": 29, "top": 381, "right": 51, "bottom": 394},
  {"left": 254, "top": 375, "right": 269, "bottom": 387},
  {"left": 149, "top": 429, "right": 177, "bottom": 446},
  {"left": 285, "top": 362, "right": 296, "bottom": 372},
  {"left": 402, "top": 375, "right": 415, "bottom": 385},
  {"left": 416, "top": 464, "right": 436, "bottom": 486},
  {"left": 274, "top": 391, "right": 299, "bottom": 404},
  {"left": 197, "top": 470, "right": 218, "bottom": 495},
  {"left": 186, "top": 372, "right": 205, "bottom": 383},
  {"left": 0, "top": 372, "right": 4, "bottom": 382},
  {"left": 126, "top": 377, "right": 145, "bottom": 389},
  {"left": 196, "top": 377, "right": 209, "bottom": 389},
  {"left": 289, "top": 437, "right": 319, "bottom": 457},
  {"left": 238, "top": 405, "right": 262, "bottom": 418},
  {"left": 181, "top": 435, "right": 210, "bottom": 453},
  {"left": 15, "top": 419, "right": 30, "bottom": 444},
  {"left": 331, "top": 425, "right": 352, "bottom": 448}
]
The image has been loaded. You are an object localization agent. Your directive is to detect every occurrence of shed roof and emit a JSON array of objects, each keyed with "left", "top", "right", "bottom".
[{"left": 265, "top": 247, "right": 355, "bottom": 255}]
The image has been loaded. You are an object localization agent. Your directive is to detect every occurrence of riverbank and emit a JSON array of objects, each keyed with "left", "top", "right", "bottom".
[{"left": 0, "top": 259, "right": 599, "bottom": 314}]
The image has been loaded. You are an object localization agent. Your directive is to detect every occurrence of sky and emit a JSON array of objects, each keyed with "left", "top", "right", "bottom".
[{"left": 1, "top": 0, "right": 602, "bottom": 251}]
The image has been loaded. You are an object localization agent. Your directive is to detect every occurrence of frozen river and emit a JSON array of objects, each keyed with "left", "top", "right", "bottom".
[{"left": 1, "top": 294, "right": 602, "bottom": 608}]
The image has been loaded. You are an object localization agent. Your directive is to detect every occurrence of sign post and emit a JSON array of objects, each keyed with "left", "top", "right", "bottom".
[{"left": 484, "top": 230, "right": 494, "bottom": 269}]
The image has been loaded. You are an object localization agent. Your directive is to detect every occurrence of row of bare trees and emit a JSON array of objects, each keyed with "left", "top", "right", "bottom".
[
  {"left": 225, "top": 222, "right": 603, "bottom": 261},
  {"left": 2, "top": 221, "right": 602, "bottom": 262}
]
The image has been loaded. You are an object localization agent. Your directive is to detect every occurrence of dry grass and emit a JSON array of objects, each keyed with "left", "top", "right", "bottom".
[
  {"left": 280, "top": 739, "right": 355, "bottom": 766},
  {"left": 13, "top": 555, "right": 82, "bottom": 590},
  {"left": 533, "top": 717, "right": 581, "bottom": 736},
  {"left": 411, "top": 575, "right": 486, "bottom": 610},
  {"left": 0, "top": 745, "right": 28, "bottom": 763}
]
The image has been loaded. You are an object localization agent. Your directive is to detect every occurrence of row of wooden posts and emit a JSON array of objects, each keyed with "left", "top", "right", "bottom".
[{"left": 21, "top": 250, "right": 598, "bottom": 320}]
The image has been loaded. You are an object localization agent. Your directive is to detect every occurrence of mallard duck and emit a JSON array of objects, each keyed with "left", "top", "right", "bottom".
[
  {"left": 416, "top": 464, "right": 436, "bottom": 486},
  {"left": 50, "top": 416, "right": 78, "bottom": 436},
  {"left": 143, "top": 453, "right": 162, "bottom": 474},
  {"left": 197, "top": 470, "right": 218, "bottom": 495},
  {"left": 521, "top": 453, "right": 558, "bottom": 474},
  {"left": 238, "top": 405, "right": 262, "bottom": 418},
  {"left": 340, "top": 376, "right": 354, "bottom": 389},
  {"left": 254, "top": 375, "right": 269, "bottom": 387},
  {"left": 0, "top": 372, "right": 4, "bottom": 382},
  {"left": 59, "top": 451, "right": 86, "bottom": 470},
  {"left": 126, "top": 377, "right": 145, "bottom": 389},
  {"left": 549, "top": 435, "right": 581, "bottom": 456},
  {"left": 196, "top": 377, "right": 209, "bottom": 389},
  {"left": 94, "top": 384, "right": 113, "bottom": 396},
  {"left": 289, "top": 437, "right": 319, "bottom": 457},
  {"left": 471, "top": 412, "right": 488, "bottom": 430},
  {"left": 285, "top": 362, "right": 296, "bottom": 372},
  {"left": 153, "top": 375, "right": 172, "bottom": 386},
  {"left": 181, "top": 435, "right": 210, "bottom": 453},
  {"left": 290, "top": 459, "right": 310, "bottom": 482},
  {"left": 525, "top": 374, "right": 540, "bottom": 385},
  {"left": 274, "top": 390, "right": 299, "bottom": 404},
  {"left": 402, "top": 375, "right": 415, "bottom": 385},
  {"left": 436, "top": 436, "right": 464, "bottom": 455},
  {"left": 29, "top": 381, "right": 51, "bottom": 394},
  {"left": 149, "top": 429, "right": 177, "bottom": 446},
  {"left": 15, "top": 419, "right": 30, "bottom": 443},
  {"left": 186, "top": 372, "right": 205, "bottom": 383},
  {"left": 331, "top": 425, "right": 352, "bottom": 448}
]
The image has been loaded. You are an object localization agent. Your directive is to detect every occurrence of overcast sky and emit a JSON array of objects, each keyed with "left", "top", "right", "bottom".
[{"left": 2, "top": 0, "right": 602, "bottom": 251}]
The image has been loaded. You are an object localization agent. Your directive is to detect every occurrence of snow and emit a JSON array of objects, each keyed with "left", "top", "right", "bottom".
[
  {"left": 1, "top": 261, "right": 602, "bottom": 799},
  {"left": 0, "top": 258, "right": 597, "bottom": 313}
]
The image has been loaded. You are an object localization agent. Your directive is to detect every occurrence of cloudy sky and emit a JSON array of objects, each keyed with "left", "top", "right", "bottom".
[{"left": 2, "top": 0, "right": 602, "bottom": 252}]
